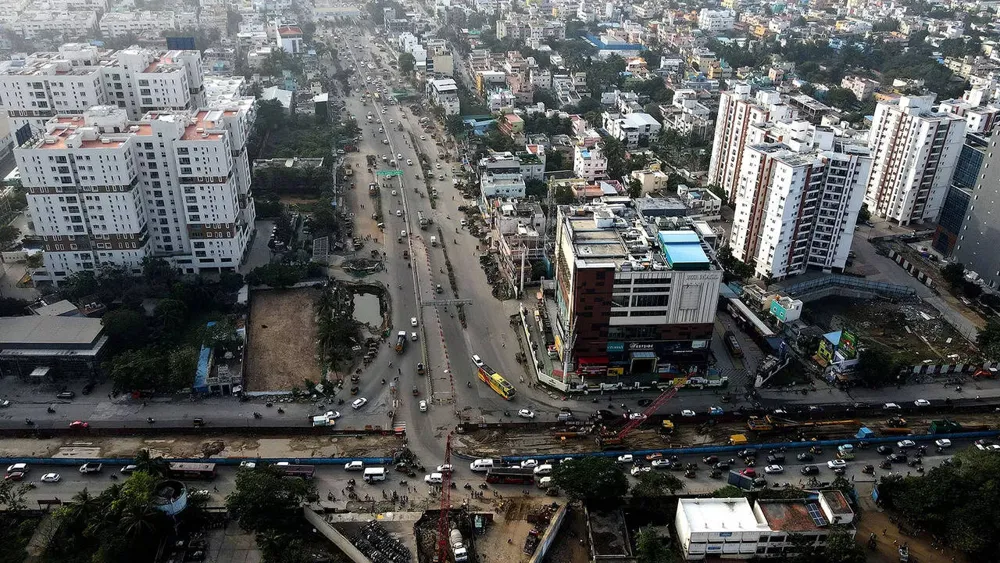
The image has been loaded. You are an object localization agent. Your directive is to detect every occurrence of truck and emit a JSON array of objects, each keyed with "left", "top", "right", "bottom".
[
  {"left": 312, "top": 412, "right": 337, "bottom": 427},
  {"left": 430, "top": 236, "right": 438, "bottom": 247},
  {"left": 418, "top": 211, "right": 429, "bottom": 229},
  {"left": 395, "top": 331, "right": 407, "bottom": 353},
  {"left": 485, "top": 467, "right": 535, "bottom": 485},
  {"left": 836, "top": 444, "right": 855, "bottom": 460},
  {"left": 450, "top": 528, "right": 469, "bottom": 562},
  {"left": 729, "top": 434, "right": 748, "bottom": 446}
]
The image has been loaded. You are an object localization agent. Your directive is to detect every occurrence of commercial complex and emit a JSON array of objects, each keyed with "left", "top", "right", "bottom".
[
  {"left": 863, "top": 95, "right": 966, "bottom": 226},
  {"left": 0, "top": 315, "right": 108, "bottom": 379},
  {"left": 425, "top": 79, "right": 460, "bottom": 115},
  {"left": 553, "top": 201, "right": 722, "bottom": 384}
]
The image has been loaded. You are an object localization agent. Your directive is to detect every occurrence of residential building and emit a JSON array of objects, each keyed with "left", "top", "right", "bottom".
[
  {"left": 16, "top": 102, "right": 256, "bottom": 285},
  {"left": 519, "top": 145, "right": 546, "bottom": 181},
  {"left": 602, "top": 112, "right": 661, "bottom": 149},
  {"left": 553, "top": 201, "right": 722, "bottom": 384},
  {"left": 953, "top": 135, "right": 1000, "bottom": 288},
  {"left": 99, "top": 11, "right": 177, "bottom": 38},
  {"left": 864, "top": 96, "right": 966, "bottom": 225},
  {"left": 630, "top": 167, "right": 671, "bottom": 194},
  {"left": 0, "top": 44, "right": 206, "bottom": 135},
  {"left": 275, "top": 24, "right": 303, "bottom": 55},
  {"left": 573, "top": 144, "right": 607, "bottom": 180},
  {"left": 698, "top": 8, "right": 735, "bottom": 32},
  {"left": 479, "top": 153, "right": 526, "bottom": 198},
  {"left": 660, "top": 90, "right": 713, "bottom": 140},
  {"left": 0, "top": 315, "right": 108, "bottom": 379},
  {"left": 840, "top": 75, "right": 879, "bottom": 102},
  {"left": 932, "top": 133, "right": 987, "bottom": 255},
  {"left": 14, "top": 10, "right": 98, "bottom": 39},
  {"left": 426, "top": 79, "right": 460, "bottom": 115},
  {"left": 492, "top": 199, "right": 546, "bottom": 286},
  {"left": 677, "top": 184, "right": 723, "bottom": 221},
  {"left": 708, "top": 84, "right": 791, "bottom": 201},
  {"left": 730, "top": 131, "right": 872, "bottom": 280},
  {"left": 675, "top": 493, "right": 855, "bottom": 560}
]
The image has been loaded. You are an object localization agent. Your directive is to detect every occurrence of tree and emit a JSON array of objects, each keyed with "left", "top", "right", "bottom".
[
  {"left": 941, "top": 262, "right": 966, "bottom": 288},
  {"left": 227, "top": 466, "right": 315, "bottom": 533},
  {"left": 977, "top": 319, "right": 1000, "bottom": 361},
  {"left": 854, "top": 348, "right": 898, "bottom": 387},
  {"left": 525, "top": 178, "right": 547, "bottom": 199},
  {"left": 600, "top": 137, "right": 628, "bottom": 180},
  {"left": 398, "top": 52, "right": 416, "bottom": 74},
  {"left": 632, "top": 471, "right": 684, "bottom": 498},
  {"left": 132, "top": 449, "right": 168, "bottom": 478},
  {"left": 553, "top": 184, "right": 576, "bottom": 205},
  {"left": 857, "top": 204, "right": 871, "bottom": 224},
  {"left": 105, "top": 347, "right": 169, "bottom": 392},
  {"left": 102, "top": 309, "right": 148, "bottom": 351},
  {"left": 635, "top": 526, "right": 674, "bottom": 563},
  {"left": 0, "top": 224, "right": 20, "bottom": 249},
  {"left": 0, "top": 297, "right": 30, "bottom": 316},
  {"left": 153, "top": 298, "right": 189, "bottom": 340},
  {"left": 256, "top": 99, "right": 286, "bottom": 132},
  {"left": 246, "top": 263, "right": 304, "bottom": 288},
  {"left": 551, "top": 457, "right": 628, "bottom": 507},
  {"left": 715, "top": 246, "right": 755, "bottom": 282},
  {"left": 628, "top": 178, "right": 643, "bottom": 199}
]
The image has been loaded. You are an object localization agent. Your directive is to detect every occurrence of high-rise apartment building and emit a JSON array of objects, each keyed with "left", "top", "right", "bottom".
[
  {"left": 953, "top": 140, "right": 1000, "bottom": 289},
  {"left": 864, "top": 96, "right": 966, "bottom": 225},
  {"left": 0, "top": 43, "right": 206, "bottom": 136},
  {"left": 730, "top": 127, "right": 872, "bottom": 280},
  {"left": 15, "top": 102, "right": 255, "bottom": 284},
  {"left": 708, "top": 83, "right": 791, "bottom": 201}
]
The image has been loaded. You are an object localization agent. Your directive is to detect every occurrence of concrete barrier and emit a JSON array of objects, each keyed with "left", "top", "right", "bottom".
[{"left": 303, "top": 507, "right": 373, "bottom": 563}]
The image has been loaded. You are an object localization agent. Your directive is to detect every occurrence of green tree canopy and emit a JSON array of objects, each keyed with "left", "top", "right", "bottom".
[
  {"left": 398, "top": 52, "right": 416, "bottom": 74},
  {"left": 552, "top": 457, "right": 628, "bottom": 507},
  {"left": 977, "top": 318, "right": 1000, "bottom": 361}
]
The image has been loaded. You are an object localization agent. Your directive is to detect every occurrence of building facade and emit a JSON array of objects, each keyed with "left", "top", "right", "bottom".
[
  {"left": 426, "top": 79, "right": 460, "bottom": 115},
  {"left": 573, "top": 145, "right": 607, "bottom": 180},
  {"left": 953, "top": 136, "right": 1000, "bottom": 288}
]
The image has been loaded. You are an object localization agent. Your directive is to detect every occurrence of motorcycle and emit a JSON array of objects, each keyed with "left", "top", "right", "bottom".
[
  {"left": 253, "top": 412, "right": 262, "bottom": 419},
  {"left": 277, "top": 408, "right": 285, "bottom": 414},
  {"left": 47, "top": 406, "right": 55, "bottom": 413},
  {"left": 463, "top": 483, "right": 472, "bottom": 489},
  {"left": 147, "top": 417, "right": 155, "bottom": 424},
  {"left": 467, "top": 381, "right": 472, "bottom": 388},
  {"left": 478, "top": 483, "right": 488, "bottom": 489},
  {"left": 24, "top": 418, "right": 31, "bottom": 425}
]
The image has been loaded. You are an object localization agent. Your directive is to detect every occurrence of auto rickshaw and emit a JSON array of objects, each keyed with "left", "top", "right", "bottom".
[
  {"left": 351, "top": 386, "right": 360, "bottom": 395},
  {"left": 412, "top": 386, "right": 419, "bottom": 396}
]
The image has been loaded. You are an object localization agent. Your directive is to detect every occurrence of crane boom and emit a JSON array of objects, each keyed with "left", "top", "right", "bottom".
[
  {"left": 436, "top": 432, "right": 453, "bottom": 563},
  {"left": 615, "top": 386, "right": 680, "bottom": 440}
]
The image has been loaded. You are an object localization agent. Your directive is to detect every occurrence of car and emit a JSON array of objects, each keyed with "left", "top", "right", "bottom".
[
  {"left": 680, "top": 409, "right": 696, "bottom": 417},
  {"left": 327, "top": 411, "right": 341, "bottom": 419},
  {"left": 438, "top": 175, "right": 445, "bottom": 181},
  {"left": 396, "top": 209, "right": 402, "bottom": 217},
  {"left": 352, "top": 398, "right": 368, "bottom": 409},
  {"left": 593, "top": 409, "right": 615, "bottom": 421},
  {"left": 410, "top": 317, "right": 418, "bottom": 327},
  {"left": 738, "top": 449, "right": 758, "bottom": 458},
  {"left": 69, "top": 421, "right": 89, "bottom": 429},
  {"left": 627, "top": 412, "right": 646, "bottom": 420},
  {"left": 645, "top": 453, "right": 663, "bottom": 461},
  {"left": 472, "top": 354, "right": 484, "bottom": 367},
  {"left": 739, "top": 468, "right": 757, "bottom": 477},
  {"left": 708, "top": 406, "right": 724, "bottom": 415},
  {"left": 0, "top": 399, "right": 8, "bottom": 407},
  {"left": 419, "top": 400, "right": 428, "bottom": 412},
  {"left": 406, "top": 159, "right": 413, "bottom": 165},
  {"left": 420, "top": 135, "right": 426, "bottom": 140},
  {"left": 389, "top": 119, "right": 394, "bottom": 124},
  {"left": 764, "top": 464, "right": 784, "bottom": 474},
  {"left": 935, "top": 439, "right": 952, "bottom": 448},
  {"left": 986, "top": 444, "right": 1000, "bottom": 452},
  {"left": 6, "top": 463, "right": 27, "bottom": 474},
  {"left": 391, "top": 189, "right": 397, "bottom": 195},
  {"left": 79, "top": 463, "right": 102, "bottom": 474},
  {"left": 5, "top": 472, "right": 25, "bottom": 481},
  {"left": 460, "top": 219, "right": 467, "bottom": 226},
  {"left": 883, "top": 402, "right": 902, "bottom": 410},
  {"left": 800, "top": 465, "right": 819, "bottom": 476},
  {"left": 121, "top": 464, "right": 138, "bottom": 474},
  {"left": 630, "top": 466, "right": 651, "bottom": 476},
  {"left": 914, "top": 399, "right": 931, "bottom": 407},
  {"left": 651, "top": 459, "right": 671, "bottom": 468},
  {"left": 975, "top": 439, "right": 994, "bottom": 450},
  {"left": 517, "top": 409, "right": 535, "bottom": 419},
  {"left": 827, "top": 459, "right": 847, "bottom": 469},
  {"left": 520, "top": 459, "right": 538, "bottom": 469},
  {"left": 397, "top": 153, "right": 403, "bottom": 159},
  {"left": 714, "top": 461, "right": 731, "bottom": 470},
  {"left": 56, "top": 391, "right": 75, "bottom": 400},
  {"left": 40, "top": 473, "right": 61, "bottom": 483},
  {"left": 876, "top": 445, "right": 893, "bottom": 455},
  {"left": 897, "top": 440, "right": 916, "bottom": 448},
  {"left": 424, "top": 472, "right": 443, "bottom": 484},
  {"left": 796, "top": 452, "right": 814, "bottom": 462},
  {"left": 888, "top": 453, "right": 908, "bottom": 463},
  {"left": 344, "top": 461, "right": 365, "bottom": 471},
  {"left": 617, "top": 454, "right": 634, "bottom": 464},
  {"left": 702, "top": 455, "right": 719, "bottom": 464}
]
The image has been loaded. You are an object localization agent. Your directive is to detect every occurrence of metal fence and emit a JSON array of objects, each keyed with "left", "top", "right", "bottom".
[{"left": 781, "top": 274, "right": 916, "bottom": 301}]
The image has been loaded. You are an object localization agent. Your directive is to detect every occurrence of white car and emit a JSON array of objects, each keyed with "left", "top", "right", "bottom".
[
  {"left": 389, "top": 119, "right": 394, "bottom": 124},
  {"left": 897, "top": 440, "right": 916, "bottom": 448},
  {"left": 627, "top": 412, "right": 646, "bottom": 420},
  {"left": 344, "top": 461, "right": 365, "bottom": 471},
  {"left": 424, "top": 472, "right": 443, "bottom": 484},
  {"left": 436, "top": 163, "right": 442, "bottom": 169},
  {"left": 934, "top": 439, "right": 952, "bottom": 448},
  {"left": 517, "top": 409, "right": 535, "bottom": 419},
  {"left": 827, "top": 459, "right": 847, "bottom": 470},
  {"left": 436, "top": 464, "right": 454, "bottom": 474},
  {"left": 520, "top": 459, "right": 538, "bottom": 469},
  {"left": 617, "top": 454, "right": 634, "bottom": 464},
  {"left": 472, "top": 354, "right": 484, "bottom": 367},
  {"left": 397, "top": 153, "right": 403, "bottom": 159},
  {"left": 40, "top": 473, "right": 61, "bottom": 483},
  {"left": 352, "top": 398, "right": 368, "bottom": 409},
  {"left": 239, "top": 461, "right": 256, "bottom": 469},
  {"left": 396, "top": 209, "right": 402, "bottom": 217},
  {"left": 327, "top": 411, "right": 341, "bottom": 419},
  {"left": 420, "top": 135, "right": 426, "bottom": 140},
  {"left": 391, "top": 189, "right": 397, "bottom": 195},
  {"left": 651, "top": 459, "right": 671, "bottom": 468},
  {"left": 419, "top": 400, "right": 427, "bottom": 412},
  {"left": 410, "top": 317, "right": 419, "bottom": 328},
  {"left": 6, "top": 463, "right": 27, "bottom": 474},
  {"left": 680, "top": 409, "right": 696, "bottom": 417},
  {"left": 764, "top": 465, "right": 784, "bottom": 474},
  {"left": 914, "top": 399, "right": 931, "bottom": 407},
  {"left": 630, "top": 466, "right": 651, "bottom": 476},
  {"left": 883, "top": 402, "right": 902, "bottom": 410},
  {"left": 406, "top": 159, "right": 413, "bottom": 165},
  {"left": 460, "top": 219, "right": 467, "bottom": 226}
]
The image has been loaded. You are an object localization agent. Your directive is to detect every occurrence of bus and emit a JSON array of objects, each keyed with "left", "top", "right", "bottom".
[
  {"left": 485, "top": 467, "right": 534, "bottom": 485},
  {"left": 276, "top": 464, "right": 316, "bottom": 479},
  {"left": 167, "top": 462, "right": 217, "bottom": 480},
  {"left": 724, "top": 331, "right": 743, "bottom": 358},
  {"left": 477, "top": 363, "right": 516, "bottom": 400}
]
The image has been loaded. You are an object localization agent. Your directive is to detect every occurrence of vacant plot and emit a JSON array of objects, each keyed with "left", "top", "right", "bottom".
[{"left": 246, "top": 288, "right": 322, "bottom": 391}]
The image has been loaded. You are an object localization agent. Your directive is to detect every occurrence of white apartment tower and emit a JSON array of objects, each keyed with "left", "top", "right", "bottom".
[
  {"left": 730, "top": 125, "right": 872, "bottom": 280},
  {"left": 15, "top": 102, "right": 256, "bottom": 284},
  {"left": 708, "top": 83, "right": 791, "bottom": 202},
  {"left": 864, "top": 95, "right": 966, "bottom": 225},
  {"left": 0, "top": 43, "right": 206, "bottom": 136}
]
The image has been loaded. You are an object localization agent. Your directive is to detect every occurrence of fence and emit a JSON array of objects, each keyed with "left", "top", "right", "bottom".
[{"left": 780, "top": 274, "right": 916, "bottom": 302}]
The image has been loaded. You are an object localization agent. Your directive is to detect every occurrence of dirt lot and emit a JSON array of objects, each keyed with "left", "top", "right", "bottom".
[
  {"left": 455, "top": 426, "right": 719, "bottom": 458},
  {"left": 246, "top": 288, "right": 323, "bottom": 391},
  {"left": 855, "top": 483, "right": 969, "bottom": 563},
  {"left": 474, "top": 498, "right": 564, "bottom": 563}
]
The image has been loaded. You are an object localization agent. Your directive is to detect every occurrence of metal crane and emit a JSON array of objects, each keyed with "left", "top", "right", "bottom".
[
  {"left": 436, "top": 431, "right": 453, "bottom": 563},
  {"left": 597, "top": 386, "right": 680, "bottom": 449}
]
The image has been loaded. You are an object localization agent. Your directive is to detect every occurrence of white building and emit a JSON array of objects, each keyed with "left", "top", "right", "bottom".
[
  {"left": 479, "top": 153, "right": 526, "bottom": 198},
  {"left": 601, "top": 112, "right": 661, "bottom": 149},
  {"left": 426, "top": 79, "right": 460, "bottom": 115},
  {"left": 708, "top": 83, "right": 791, "bottom": 201},
  {"left": 697, "top": 8, "right": 735, "bottom": 32},
  {"left": 15, "top": 10, "right": 98, "bottom": 39},
  {"left": 0, "top": 44, "right": 206, "bottom": 135},
  {"left": 15, "top": 102, "right": 256, "bottom": 285},
  {"left": 99, "top": 11, "right": 177, "bottom": 38},
  {"left": 573, "top": 145, "right": 607, "bottom": 180},
  {"left": 275, "top": 24, "right": 303, "bottom": 55},
  {"left": 864, "top": 95, "right": 966, "bottom": 225},
  {"left": 730, "top": 133, "right": 872, "bottom": 280}
]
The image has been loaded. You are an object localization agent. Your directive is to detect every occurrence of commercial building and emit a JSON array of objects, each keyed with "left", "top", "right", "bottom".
[
  {"left": 730, "top": 134, "right": 872, "bottom": 280},
  {"left": 675, "top": 493, "right": 855, "bottom": 560},
  {"left": 864, "top": 96, "right": 966, "bottom": 225},
  {"left": 553, "top": 201, "right": 722, "bottom": 384},
  {"left": 426, "top": 79, "right": 460, "bottom": 115},
  {"left": 573, "top": 145, "right": 607, "bottom": 180},
  {"left": 602, "top": 112, "right": 661, "bottom": 149},
  {"left": 953, "top": 134, "right": 1000, "bottom": 289},
  {"left": 275, "top": 24, "right": 304, "bottom": 55},
  {"left": 15, "top": 102, "right": 255, "bottom": 285},
  {"left": 708, "top": 84, "right": 791, "bottom": 202},
  {"left": 0, "top": 315, "right": 108, "bottom": 379},
  {"left": 932, "top": 132, "right": 987, "bottom": 255},
  {"left": 479, "top": 152, "right": 525, "bottom": 198},
  {"left": 0, "top": 43, "right": 207, "bottom": 135},
  {"left": 697, "top": 9, "right": 735, "bottom": 32}
]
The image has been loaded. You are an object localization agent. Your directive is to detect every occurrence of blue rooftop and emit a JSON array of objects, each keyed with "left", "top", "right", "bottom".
[
  {"left": 193, "top": 321, "right": 215, "bottom": 394},
  {"left": 658, "top": 231, "right": 710, "bottom": 270}
]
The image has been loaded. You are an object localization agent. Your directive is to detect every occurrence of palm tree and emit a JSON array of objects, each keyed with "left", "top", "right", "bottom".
[
  {"left": 118, "top": 502, "right": 163, "bottom": 539},
  {"left": 133, "top": 449, "right": 167, "bottom": 478}
]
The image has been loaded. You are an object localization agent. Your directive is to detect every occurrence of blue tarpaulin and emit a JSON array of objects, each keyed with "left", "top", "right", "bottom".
[{"left": 192, "top": 321, "right": 215, "bottom": 394}]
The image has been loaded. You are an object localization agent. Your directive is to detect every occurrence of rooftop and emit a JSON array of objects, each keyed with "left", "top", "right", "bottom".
[
  {"left": 0, "top": 316, "right": 104, "bottom": 348},
  {"left": 756, "top": 500, "right": 829, "bottom": 533},
  {"left": 677, "top": 498, "right": 765, "bottom": 533}
]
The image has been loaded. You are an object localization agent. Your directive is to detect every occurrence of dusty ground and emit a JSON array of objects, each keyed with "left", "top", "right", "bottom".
[
  {"left": 475, "top": 497, "right": 556, "bottom": 563},
  {"left": 855, "top": 483, "right": 969, "bottom": 563},
  {"left": 0, "top": 434, "right": 401, "bottom": 460},
  {"left": 545, "top": 505, "right": 591, "bottom": 563},
  {"left": 246, "top": 288, "right": 323, "bottom": 391}
]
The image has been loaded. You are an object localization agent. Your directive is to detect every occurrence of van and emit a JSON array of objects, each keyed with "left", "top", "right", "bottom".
[
  {"left": 363, "top": 467, "right": 386, "bottom": 482},
  {"left": 425, "top": 472, "right": 443, "bottom": 484},
  {"left": 469, "top": 459, "right": 494, "bottom": 472},
  {"left": 533, "top": 464, "right": 553, "bottom": 476},
  {"left": 537, "top": 476, "right": 552, "bottom": 488},
  {"left": 344, "top": 461, "right": 364, "bottom": 471}
]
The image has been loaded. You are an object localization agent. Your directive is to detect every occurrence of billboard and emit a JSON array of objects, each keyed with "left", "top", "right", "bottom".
[{"left": 166, "top": 36, "right": 196, "bottom": 50}]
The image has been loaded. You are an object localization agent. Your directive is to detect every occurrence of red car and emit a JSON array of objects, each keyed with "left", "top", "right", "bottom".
[
  {"left": 4, "top": 472, "right": 25, "bottom": 481},
  {"left": 739, "top": 468, "right": 757, "bottom": 478},
  {"left": 69, "top": 421, "right": 89, "bottom": 429}
]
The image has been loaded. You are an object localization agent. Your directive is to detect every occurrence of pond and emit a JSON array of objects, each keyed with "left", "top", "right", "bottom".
[{"left": 352, "top": 293, "right": 382, "bottom": 327}]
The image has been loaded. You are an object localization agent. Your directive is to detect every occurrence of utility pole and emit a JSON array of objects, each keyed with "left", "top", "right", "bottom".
[
  {"left": 560, "top": 315, "right": 577, "bottom": 386},
  {"left": 518, "top": 242, "right": 527, "bottom": 299}
]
